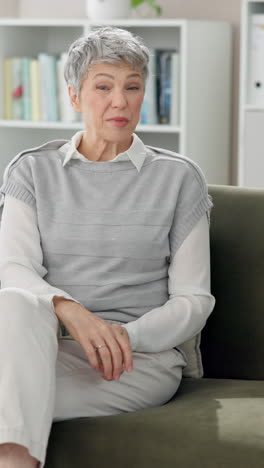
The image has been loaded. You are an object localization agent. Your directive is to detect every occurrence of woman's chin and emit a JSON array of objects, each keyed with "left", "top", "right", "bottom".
[{"left": 103, "top": 127, "right": 134, "bottom": 141}]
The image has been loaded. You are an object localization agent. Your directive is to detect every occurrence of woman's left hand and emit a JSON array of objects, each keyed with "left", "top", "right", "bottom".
[{"left": 96, "top": 324, "right": 131, "bottom": 378}]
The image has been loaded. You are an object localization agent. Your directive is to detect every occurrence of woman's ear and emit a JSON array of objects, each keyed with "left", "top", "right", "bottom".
[{"left": 68, "top": 86, "right": 81, "bottom": 112}]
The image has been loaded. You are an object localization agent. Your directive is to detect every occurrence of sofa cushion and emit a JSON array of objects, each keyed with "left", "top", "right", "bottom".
[
  {"left": 46, "top": 378, "right": 264, "bottom": 468},
  {"left": 180, "top": 333, "right": 203, "bottom": 378},
  {"left": 202, "top": 185, "right": 264, "bottom": 379}
]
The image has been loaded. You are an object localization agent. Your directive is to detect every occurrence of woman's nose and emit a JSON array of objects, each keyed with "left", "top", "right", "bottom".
[{"left": 111, "top": 90, "right": 127, "bottom": 108}]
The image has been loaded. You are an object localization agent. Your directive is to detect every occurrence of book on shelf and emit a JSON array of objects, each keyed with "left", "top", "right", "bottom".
[
  {"left": 30, "top": 59, "right": 42, "bottom": 121},
  {"left": 21, "top": 57, "right": 32, "bottom": 120},
  {"left": 3, "top": 58, "right": 12, "bottom": 120},
  {"left": 170, "top": 51, "right": 180, "bottom": 125},
  {"left": 11, "top": 57, "right": 23, "bottom": 120},
  {"left": 249, "top": 14, "right": 264, "bottom": 106},
  {"left": 158, "top": 50, "right": 172, "bottom": 124},
  {"left": 140, "top": 48, "right": 180, "bottom": 126}
]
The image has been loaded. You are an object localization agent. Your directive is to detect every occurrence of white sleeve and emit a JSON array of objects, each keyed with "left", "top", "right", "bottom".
[
  {"left": 0, "top": 195, "right": 82, "bottom": 311},
  {"left": 122, "top": 214, "right": 216, "bottom": 352}
]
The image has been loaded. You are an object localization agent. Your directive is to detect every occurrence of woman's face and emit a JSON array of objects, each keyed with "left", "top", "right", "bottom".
[{"left": 69, "top": 61, "right": 145, "bottom": 143}]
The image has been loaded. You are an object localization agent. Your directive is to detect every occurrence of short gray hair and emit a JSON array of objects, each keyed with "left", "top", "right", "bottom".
[{"left": 64, "top": 26, "right": 149, "bottom": 98}]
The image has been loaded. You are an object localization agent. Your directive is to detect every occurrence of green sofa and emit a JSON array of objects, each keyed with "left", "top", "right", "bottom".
[{"left": 45, "top": 184, "right": 264, "bottom": 468}]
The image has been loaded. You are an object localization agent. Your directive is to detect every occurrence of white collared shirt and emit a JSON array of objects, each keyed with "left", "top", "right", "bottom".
[
  {"left": 0, "top": 131, "right": 215, "bottom": 352},
  {"left": 60, "top": 130, "right": 150, "bottom": 172}
]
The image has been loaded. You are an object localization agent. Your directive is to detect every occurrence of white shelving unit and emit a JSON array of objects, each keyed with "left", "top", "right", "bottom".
[
  {"left": 239, "top": 0, "right": 264, "bottom": 187},
  {"left": 0, "top": 18, "right": 232, "bottom": 184}
]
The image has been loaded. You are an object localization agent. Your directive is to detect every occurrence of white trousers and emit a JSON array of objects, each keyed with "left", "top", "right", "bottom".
[{"left": 0, "top": 288, "right": 186, "bottom": 467}]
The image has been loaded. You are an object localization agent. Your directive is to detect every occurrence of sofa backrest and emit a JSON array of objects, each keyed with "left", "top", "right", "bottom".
[{"left": 201, "top": 185, "right": 264, "bottom": 380}]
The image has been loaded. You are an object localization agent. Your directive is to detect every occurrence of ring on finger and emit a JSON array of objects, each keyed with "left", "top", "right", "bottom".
[{"left": 94, "top": 344, "right": 107, "bottom": 351}]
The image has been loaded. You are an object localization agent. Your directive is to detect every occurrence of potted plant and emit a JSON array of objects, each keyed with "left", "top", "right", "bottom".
[
  {"left": 131, "top": 0, "right": 162, "bottom": 16},
  {"left": 86, "top": 0, "right": 162, "bottom": 21}
]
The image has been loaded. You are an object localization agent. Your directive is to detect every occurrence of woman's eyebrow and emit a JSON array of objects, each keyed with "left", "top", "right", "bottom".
[
  {"left": 93, "top": 73, "right": 114, "bottom": 79},
  {"left": 93, "top": 72, "right": 142, "bottom": 79},
  {"left": 126, "top": 73, "right": 142, "bottom": 78}
]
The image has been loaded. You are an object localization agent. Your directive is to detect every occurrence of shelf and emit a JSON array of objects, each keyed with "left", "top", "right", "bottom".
[
  {"left": 0, "top": 18, "right": 89, "bottom": 27},
  {"left": 88, "top": 19, "right": 186, "bottom": 28},
  {"left": 244, "top": 105, "right": 264, "bottom": 111},
  {"left": 0, "top": 120, "right": 83, "bottom": 130},
  {"left": 0, "top": 18, "right": 186, "bottom": 28},
  {"left": 137, "top": 124, "right": 181, "bottom": 133},
  {"left": 0, "top": 120, "right": 182, "bottom": 133}
]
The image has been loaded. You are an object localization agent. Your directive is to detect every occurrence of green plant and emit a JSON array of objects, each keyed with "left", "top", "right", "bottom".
[{"left": 131, "top": 0, "right": 162, "bottom": 16}]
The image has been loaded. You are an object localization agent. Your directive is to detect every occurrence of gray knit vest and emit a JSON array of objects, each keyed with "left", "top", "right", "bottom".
[{"left": 0, "top": 139, "right": 212, "bottom": 328}]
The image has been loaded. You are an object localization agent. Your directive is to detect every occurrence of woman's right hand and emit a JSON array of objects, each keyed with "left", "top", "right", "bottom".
[{"left": 53, "top": 296, "right": 134, "bottom": 381}]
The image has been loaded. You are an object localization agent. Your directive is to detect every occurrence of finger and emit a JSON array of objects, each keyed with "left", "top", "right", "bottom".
[
  {"left": 111, "top": 325, "right": 133, "bottom": 373},
  {"left": 105, "top": 338, "right": 125, "bottom": 380},
  {"left": 95, "top": 344, "right": 114, "bottom": 380},
  {"left": 83, "top": 342, "right": 102, "bottom": 372},
  {"left": 97, "top": 354, "right": 109, "bottom": 380},
  {"left": 95, "top": 329, "right": 125, "bottom": 380}
]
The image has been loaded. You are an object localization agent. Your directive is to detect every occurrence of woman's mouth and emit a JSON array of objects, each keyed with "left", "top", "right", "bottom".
[{"left": 107, "top": 117, "right": 129, "bottom": 127}]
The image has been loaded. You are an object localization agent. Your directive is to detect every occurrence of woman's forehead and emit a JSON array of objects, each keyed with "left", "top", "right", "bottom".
[{"left": 88, "top": 61, "right": 143, "bottom": 79}]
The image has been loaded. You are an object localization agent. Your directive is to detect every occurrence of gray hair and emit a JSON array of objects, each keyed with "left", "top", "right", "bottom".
[{"left": 64, "top": 26, "right": 149, "bottom": 98}]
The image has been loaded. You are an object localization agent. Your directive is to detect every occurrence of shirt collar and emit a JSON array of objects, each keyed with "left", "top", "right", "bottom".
[{"left": 59, "top": 130, "right": 149, "bottom": 173}]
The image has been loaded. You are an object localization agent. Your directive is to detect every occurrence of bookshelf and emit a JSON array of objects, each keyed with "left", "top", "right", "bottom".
[
  {"left": 239, "top": 0, "right": 264, "bottom": 187},
  {"left": 0, "top": 18, "right": 232, "bottom": 184}
]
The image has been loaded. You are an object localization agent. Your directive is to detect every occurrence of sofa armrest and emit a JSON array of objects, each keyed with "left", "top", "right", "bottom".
[{"left": 201, "top": 184, "right": 264, "bottom": 380}]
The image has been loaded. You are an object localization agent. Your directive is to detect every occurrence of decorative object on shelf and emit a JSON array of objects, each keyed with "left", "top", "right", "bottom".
[
  {"left": 86, "top": 0, "right": 162, "bottom": 20},
  {"left": 131, "top": 0, "right": 162, "bottom": 17},
  {"left": 86, "top": 0, "right": 131, "bottom": 20}
]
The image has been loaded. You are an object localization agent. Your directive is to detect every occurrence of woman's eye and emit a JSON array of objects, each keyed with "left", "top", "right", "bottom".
[
  {"left": 127, "top": 86, "right": 140, "bottom": 90},
  {"left": 97, "top": 85, "right": 110, "bottom": 91}
]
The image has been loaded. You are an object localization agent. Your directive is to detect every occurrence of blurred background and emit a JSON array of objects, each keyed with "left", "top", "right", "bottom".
[{"left": 0, "top": 0, "right": 244, "bottom": 185}]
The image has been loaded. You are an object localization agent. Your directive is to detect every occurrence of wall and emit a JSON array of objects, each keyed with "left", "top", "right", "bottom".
[
  {"left": 19, "top": 0, "right": 84, "bottom": 18},
  {"left": 0, "top": 0, "right": 18, "bottom": 16},
  {"left": 3, "top": 0, "right": 242, "bottom": 183}
]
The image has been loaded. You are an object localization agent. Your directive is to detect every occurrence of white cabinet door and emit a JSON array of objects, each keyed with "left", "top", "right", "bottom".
[{"left": 243, "top": 110, "right": 264, "bottom": 187}]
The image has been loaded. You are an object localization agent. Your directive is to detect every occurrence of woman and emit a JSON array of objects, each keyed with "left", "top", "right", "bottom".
[{"left": 0, "top": 27, "right": 215, "bottom": 468}]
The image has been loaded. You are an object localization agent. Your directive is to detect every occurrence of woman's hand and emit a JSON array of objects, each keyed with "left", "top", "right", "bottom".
[{"left": 53, "top": 296, "right": 133, "bottom": 381}]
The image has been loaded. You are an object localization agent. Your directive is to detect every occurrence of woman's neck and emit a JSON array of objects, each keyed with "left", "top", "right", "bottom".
[{"left": 77, "top": 132, "right": 133, "bottom": 162}]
